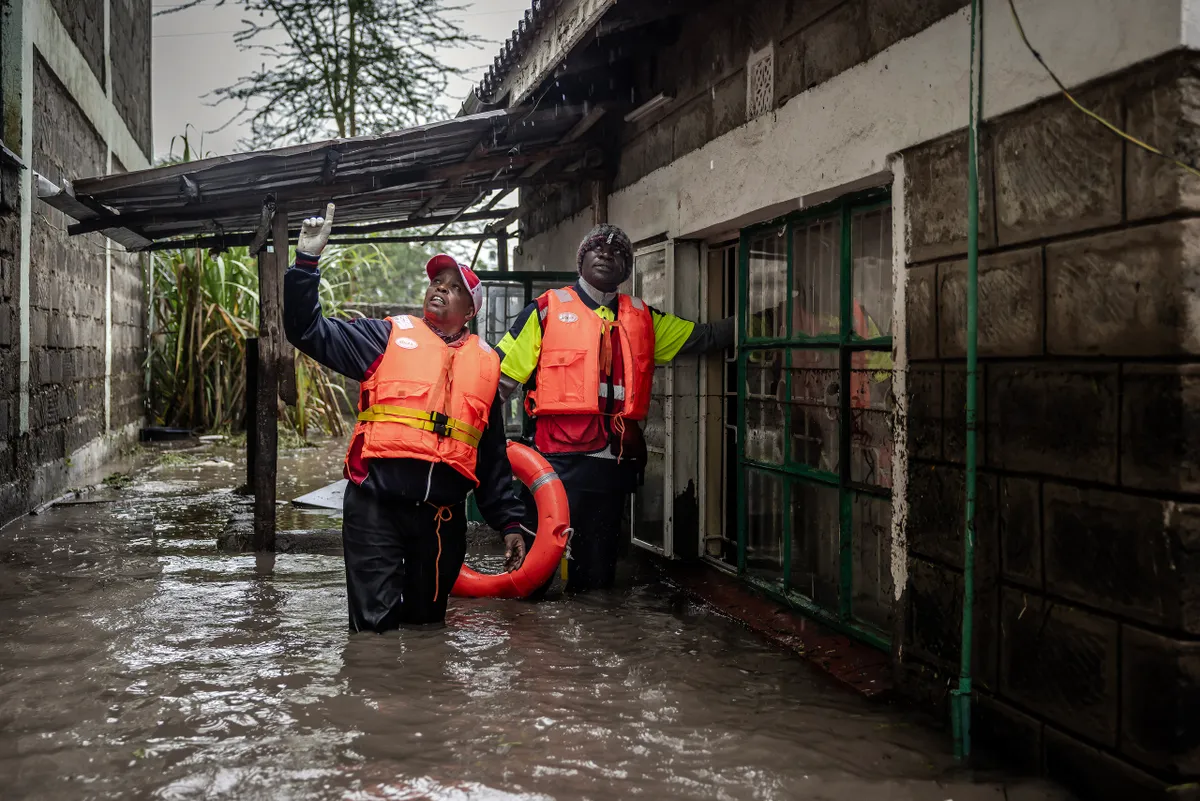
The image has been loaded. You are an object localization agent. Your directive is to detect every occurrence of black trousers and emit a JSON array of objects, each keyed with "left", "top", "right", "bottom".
[
  {"left": 521, "top": 485, "right": 626, "bottom": 593},
  {"left": 342, "top": 479, "right": 467, "bottom": 632}
]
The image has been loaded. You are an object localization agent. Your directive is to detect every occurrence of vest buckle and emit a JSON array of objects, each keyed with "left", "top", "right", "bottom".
[{"left": 429, "top": 411, "right": 451, "bottom": 437}]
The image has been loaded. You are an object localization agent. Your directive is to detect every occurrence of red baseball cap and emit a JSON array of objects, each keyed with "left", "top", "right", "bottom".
[{"left": 425, "top": 254, "right": 483, "bottom": 312}]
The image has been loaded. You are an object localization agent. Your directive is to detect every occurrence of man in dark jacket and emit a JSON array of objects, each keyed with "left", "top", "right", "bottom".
[{"left": 284, "top": 204, "right": 526, "bottom": 632}]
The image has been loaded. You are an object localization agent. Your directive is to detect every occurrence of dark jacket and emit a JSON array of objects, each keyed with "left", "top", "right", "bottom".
[{"left": 283, "top": 253, "right": 524, "bottom": 537}]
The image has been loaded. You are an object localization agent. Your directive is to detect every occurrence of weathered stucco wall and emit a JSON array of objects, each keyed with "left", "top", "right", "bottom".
[
  {"left": 518, "top": 0, "right": 1188, "bottom": 261},
  {"left": 900, "top": 51, "right": 1200, "bottom": 798},
  {"left": 514, "top": 208, "right": 594, "bottom": 273}
]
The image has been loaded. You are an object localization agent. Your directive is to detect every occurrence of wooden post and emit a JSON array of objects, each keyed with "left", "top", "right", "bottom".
[
  {"left": 591, "top": 179, "right": 608, "bottom": 225},
  {"left": 253, "top": 237, "right": 279, "bottom": 552},
  {"left": 497, "top": 230, "right": 509, "bottom": 272},
  {"left": 273, "top": 202, "right": 297, "bottom": 407},
  {"left": 244, "top": 337, "right": 258, "bottom": 491}
]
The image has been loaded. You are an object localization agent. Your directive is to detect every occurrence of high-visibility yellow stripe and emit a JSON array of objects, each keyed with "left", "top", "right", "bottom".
[{"left": 356, "top": 405, "right": 483, "bottom": 447}]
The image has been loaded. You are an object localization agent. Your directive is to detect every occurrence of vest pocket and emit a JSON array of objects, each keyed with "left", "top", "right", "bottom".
[
  {"left": 375, "top": 378, "right": 433, "bottom": 407},
  {"left": 540, "top": 348, "right": 590, "bottom": 406},
  {"left": 459, "top": 391, "right": 491, "bottom": 434}
]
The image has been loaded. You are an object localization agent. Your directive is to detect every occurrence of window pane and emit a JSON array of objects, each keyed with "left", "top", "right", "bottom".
[
  {"left": 849, "top": 356, "right": 894, "bottom": 489},
  {"left": 852, "top": 494, "right": 894, "bottom": 631},
  {"left": 851, "top": 206, "right": 893, "bottom": 339},
  {"left": 633, "top": 450, "right": 666, "bottom": 549},
  {"left": 479, "top": 282, "right": 526, "bottom": 438},
  {"left": 746, "top": 227, "right": 788, "bottom": 340},
  {"left": 643, "top": 394, "right": 668, "bottom": 453},
  {"left": 744, "top": 469, "right": 785, "bottom": 584},
  {"left": 789, "top": 481, "right": 840, "bottom": 608},
  {"left": 787, "top": 349, "right": 840, "bottom": 473},
  {"left": 744, "top": 349, "right": 784, "bottom": 464},
  {"left": 792, "top": 215, "right": 842, "bottom": 337}
]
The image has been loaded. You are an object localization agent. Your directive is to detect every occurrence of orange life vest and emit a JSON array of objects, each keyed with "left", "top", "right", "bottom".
[
  {"left": 527, "top": 287, "right": 656, "bottom": 421},
  {"left": 347, "top": 316, "right": 500, "bottom": 485}
]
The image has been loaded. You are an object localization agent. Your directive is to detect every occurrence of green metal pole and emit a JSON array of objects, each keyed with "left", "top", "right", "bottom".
[{"left": 953, "top": 0, "right": 983, "bottom": 762}]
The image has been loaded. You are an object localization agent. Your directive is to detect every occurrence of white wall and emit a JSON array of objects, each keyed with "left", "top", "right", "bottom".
[
  {"left": 521, "top": 0, "right": 1187, "bottom": 255},
  {"left": 514, "top": 207, "right": 595, "bottom": 272}
]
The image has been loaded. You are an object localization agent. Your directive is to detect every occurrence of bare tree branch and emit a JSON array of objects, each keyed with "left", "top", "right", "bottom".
[{"left": 208, "top": 0, "right": 478, "bottom": 148}]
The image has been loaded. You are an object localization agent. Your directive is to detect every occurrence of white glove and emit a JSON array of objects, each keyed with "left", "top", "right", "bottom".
[{"left": 297, "top": 202, "right": 335, "bottom": 257}]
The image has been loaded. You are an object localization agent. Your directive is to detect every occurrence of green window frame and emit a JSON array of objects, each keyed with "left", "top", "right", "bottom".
[{"left": 735, "top": 188, "right": 895, "bottom": 650}]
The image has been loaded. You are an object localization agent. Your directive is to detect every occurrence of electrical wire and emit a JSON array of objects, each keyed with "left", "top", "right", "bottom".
[{"left": 1007, "top": 0, "right": 1200, "bottom": 181}]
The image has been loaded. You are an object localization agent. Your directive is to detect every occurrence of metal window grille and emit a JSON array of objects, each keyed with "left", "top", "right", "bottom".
[
  {"left": 736, "top": 189, "right": 895, "bottom": 649},
  {"left": 746, "top": 45, "right": 776, "bottom": 120}
]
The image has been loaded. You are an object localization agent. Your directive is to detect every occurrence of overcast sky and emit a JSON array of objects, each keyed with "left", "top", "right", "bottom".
[{"left": 151, "top": 0, "right": 530, "bottom": 161}]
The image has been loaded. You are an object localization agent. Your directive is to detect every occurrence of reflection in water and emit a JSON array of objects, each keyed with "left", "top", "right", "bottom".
[{"left": 0, "top": 442, "right": 1072, "bottom": 800}]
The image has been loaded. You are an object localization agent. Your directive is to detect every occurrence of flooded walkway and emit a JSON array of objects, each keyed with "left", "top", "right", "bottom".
[{"left": 0, "top": 442, "right": 1072, "bottom": 800}]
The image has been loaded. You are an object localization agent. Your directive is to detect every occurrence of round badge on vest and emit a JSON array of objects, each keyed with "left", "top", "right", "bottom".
[
  {"left": 395, "top": 337, "right": 418, "bottom": 349},
  {"left": 558, "top": 312, "right": 579, "bottom": 324}
]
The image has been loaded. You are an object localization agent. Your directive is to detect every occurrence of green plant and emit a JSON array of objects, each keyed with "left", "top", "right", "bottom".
[{"left": 146, "top": 239, "right": 406, "bottom": 438}]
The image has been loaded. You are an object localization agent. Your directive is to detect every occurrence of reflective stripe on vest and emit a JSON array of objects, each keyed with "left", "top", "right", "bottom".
[
  {"left": 346, "top": 318, "right": 500, "bottom": 485},
  {"left": 356, "top": 405, "right": 483, "bottom": 447},
  {"left": 597, "top": 384, "right": 625, "bottom": 400},
  {"left": 528, "top": 286, "right": 655, "bottom": 421}
]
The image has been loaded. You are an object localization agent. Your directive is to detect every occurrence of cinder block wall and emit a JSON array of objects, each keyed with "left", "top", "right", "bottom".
[
  {"left": 0, "top": 0, "right": 152, "bottom": 526},
  {"left": 899, "top": 51, "right": 1200, "bottom": 798}
]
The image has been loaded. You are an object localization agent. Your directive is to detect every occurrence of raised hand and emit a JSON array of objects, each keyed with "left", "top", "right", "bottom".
[{"left": 297, "top": 203, "right": 335, "bottom": 257}]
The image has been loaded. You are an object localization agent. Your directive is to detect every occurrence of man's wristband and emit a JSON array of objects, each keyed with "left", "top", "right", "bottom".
[{"left": 295, "top": 251, "right": 320, "bottom": 268}]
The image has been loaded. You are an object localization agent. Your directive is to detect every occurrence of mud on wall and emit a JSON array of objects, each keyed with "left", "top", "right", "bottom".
[{"left": 897, "top": 52, "right": 1200, "bottom": 800}]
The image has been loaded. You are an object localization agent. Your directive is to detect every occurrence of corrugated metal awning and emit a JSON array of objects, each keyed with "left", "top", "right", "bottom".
[{"left": 42, "top": 105, "right": 605, "bottom": 251}]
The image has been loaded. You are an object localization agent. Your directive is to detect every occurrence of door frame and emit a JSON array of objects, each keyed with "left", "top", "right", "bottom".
[{"left": 629, "top": 240, "right": 674, "bottom": 557}]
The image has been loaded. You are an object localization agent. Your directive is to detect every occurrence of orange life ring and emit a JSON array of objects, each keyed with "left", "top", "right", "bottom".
[{"left": 451, "top": 441, "right": 571, "bottom": 598}]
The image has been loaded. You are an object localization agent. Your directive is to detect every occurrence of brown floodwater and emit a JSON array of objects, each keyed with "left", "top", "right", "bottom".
[{"left": 0, "top": 441, "right": 1075, "bottom": 801}]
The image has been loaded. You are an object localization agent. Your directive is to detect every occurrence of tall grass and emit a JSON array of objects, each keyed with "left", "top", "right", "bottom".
[{"left": 147, "top": 242, "right": 397, "bottom": 438}]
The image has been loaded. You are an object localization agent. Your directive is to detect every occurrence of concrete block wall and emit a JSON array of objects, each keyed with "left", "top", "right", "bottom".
[
  {"left": 521, "top": 0, "right": 967, "bottom": 243},
  {"left": 899, "top": 51, "right": 1200, "bottom": 796},
  {"left": 0, "top": 0, "right": 152, "bottom": 526},
  {"left": 30, "top": 54, "right": 109, "bottom": 463},
  {"left": 110, "top": 0, "right": 152, "bottom": 156}
]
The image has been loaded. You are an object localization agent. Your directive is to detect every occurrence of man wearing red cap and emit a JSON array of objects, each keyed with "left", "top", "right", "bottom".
[{"left": 283, "top": 204, "right": 526, "bottom": 632}]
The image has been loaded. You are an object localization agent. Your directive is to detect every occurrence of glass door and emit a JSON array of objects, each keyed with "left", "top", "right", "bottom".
[{"left": 630, "top": 242, "right": 671, "bottom": 555}]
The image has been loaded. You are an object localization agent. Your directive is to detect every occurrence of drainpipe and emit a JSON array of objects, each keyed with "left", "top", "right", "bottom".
[{"left": 952, "top": 0, "right": 983, "bottom": 762}]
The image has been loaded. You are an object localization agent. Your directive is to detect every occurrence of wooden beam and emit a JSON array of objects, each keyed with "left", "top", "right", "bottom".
[
  {"left": 330, "top": 208, "right": 508, "bottom": 235},
  {"left": 497, "top": 230, "right": 509, "bottom": 272},
  {"left": 327, "top": 232, "right": 498, "bottom": 245},
  {"left": 253, "top": 199, "right": 281, "bottom": 552},
  {"left": 98, "top": 208, "right": 510, "bottom": 248},
  {"left": 138, "top": 229, "right": 504, "bottom": 253},
  {"left": 273, "top": 202, "right": 296, "bottom": 407},
  {"left": 410, "top": 136, "right": 491, "bottom": 219},
  {"left": 244, "top": 337, "right": 258, "bottom": 491},
  {"left": 69, "top": 174, "right": 593, "bottom": 237},
  {"left": 484, "top": 107, "right": 609, "bottom": 236},
  {"left": 518, "top": 106, "right": 609, "bottom": 180},
  {"left": 592, "top": 179, "right": 608, "bottom": 225},
  {"left": 247, "top": 199, "right": 275, "bottom": 254}
]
